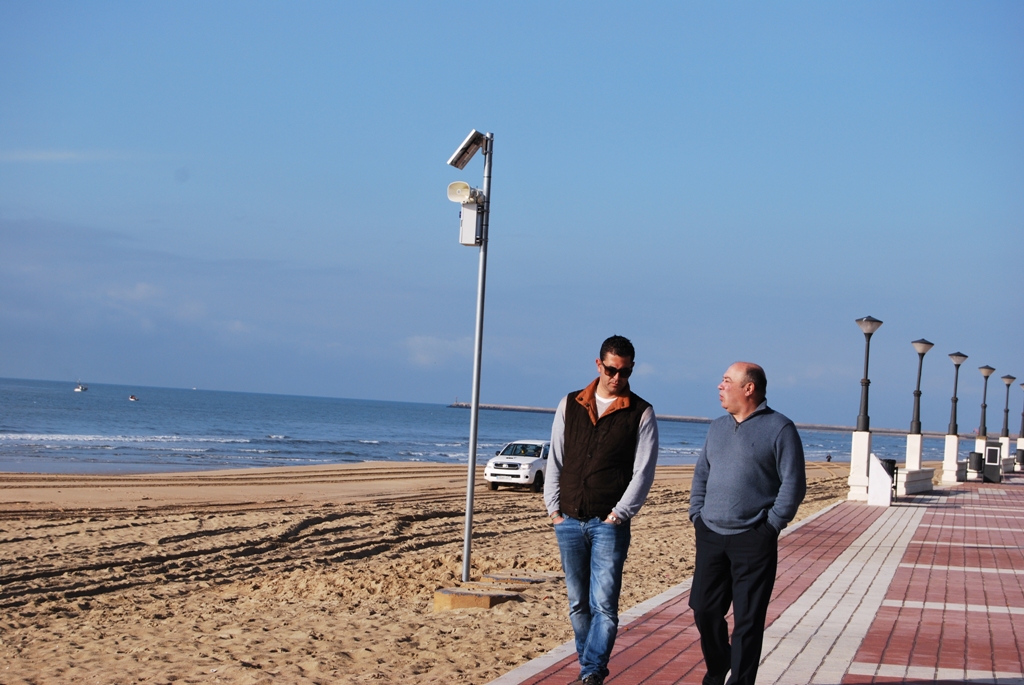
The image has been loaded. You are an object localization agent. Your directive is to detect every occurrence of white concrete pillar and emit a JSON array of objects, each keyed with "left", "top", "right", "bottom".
[
  {"left": 905, "top": 433, "right": 923, "bottom": 471},
  {"left": 941, "top": 434, "right": 961, "bottom": 484},
  {"left": 848, "top": 431, "right": 871, "bottom": 500},
  {"left": 999, "top": 436, "right": 1011, "bottom": 459}
]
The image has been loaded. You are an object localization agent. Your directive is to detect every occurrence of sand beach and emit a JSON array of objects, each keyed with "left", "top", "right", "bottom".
[{"left": 0, "top": 462, "right": 853, "bottom": 684}]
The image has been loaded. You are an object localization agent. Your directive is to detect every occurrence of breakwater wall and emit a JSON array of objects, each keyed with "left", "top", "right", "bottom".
[{"left": 447, "top": 402, "right": 951, "bottom": 438}]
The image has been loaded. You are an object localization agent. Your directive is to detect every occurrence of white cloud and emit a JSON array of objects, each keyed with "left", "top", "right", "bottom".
[
  {"left": 634, "top": 362, "right": 656, "bottom": 377},
  {"left": 105, "top": 283, "right": 162, "bottom": 303},
  {"left": 0, "top": 150, "right": 134, "bottom": 163},
  {"left": 404, "top": 336, "right": 472, "bottom": 367}
]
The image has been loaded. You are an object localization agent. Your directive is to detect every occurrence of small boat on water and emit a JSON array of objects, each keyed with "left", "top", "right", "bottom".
[
  {"left": 74, "top": 383, "right": 88, "bottom": 392},
  {"left": 129, "top": 395, "right": 138, "bottom": 401}
]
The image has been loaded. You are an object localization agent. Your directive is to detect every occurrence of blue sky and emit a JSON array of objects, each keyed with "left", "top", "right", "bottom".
[{"left": 1, "top": 2, "right": 1022, "bottom": 431}]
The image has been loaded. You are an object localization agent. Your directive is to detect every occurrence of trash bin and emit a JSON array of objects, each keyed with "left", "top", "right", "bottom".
[
  {"left": 969, "top": 451, "right": 984, "bottom": 471},
  {"left": 1016, "top": 449, "right": 1024, "bottom": 466},
  {"left": 880, "top": 458, "right": 898, "bottom": 497}
]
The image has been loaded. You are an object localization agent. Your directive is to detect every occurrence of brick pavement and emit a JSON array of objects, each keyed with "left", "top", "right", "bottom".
[{"left": 489, "top": 472, "right": 1024, "bottom": 685}]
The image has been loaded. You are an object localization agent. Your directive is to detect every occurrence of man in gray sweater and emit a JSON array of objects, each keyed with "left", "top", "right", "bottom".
[{"left": 688, "top": 362, "right": 806, "bottom": 685}]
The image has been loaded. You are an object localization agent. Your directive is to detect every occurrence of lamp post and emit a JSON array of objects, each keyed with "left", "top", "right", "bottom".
[
  {"left": 999, "top": 375, "right": 1016, "bottom": 462},
  {"left": 855, "top": 316, "right": 883, "bottom": 432},
  {"left": 849, "top": 315, "right": 882, "bottom": 501},
  {"left": 977, "top": 366, "right": 995, "bottom": 438},
  {"left": 941, "top": 352, "right": 967, "bottom": 484},
  {"left": 1000, "top": 375, "right": 1016, "bottom": 437},
  {"left": 1020, "top": 382, "right": 1024, "bottom": 439},
  {"left": 1018, "top": 382, "right": 1024, "bottom": 468},
  {"left": 947, "top": 352, "right": 968, "bottom": 435},
  {"left": 902, "top": 338, "right": 934, "bottom": 490},
  {"left": 446, "top": 129, "right": 494, "bottom": 582},
  {"left": 909, "top": 339, "right": 934, "bottom": 434}
]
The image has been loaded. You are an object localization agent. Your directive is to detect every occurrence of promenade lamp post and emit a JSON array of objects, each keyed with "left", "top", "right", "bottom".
[
  {"left": 856, "top": 316, "right": 883, "bottom": 431},
  {"left": 999, "top": 375, "right": 1016, "bottom": 461},
  {"left": 904, "top": 339, "right": 933, "bottom": 486},
  {"left": 975, "top": 365, "right": 996, "bottom": 460},
  {"left": 446, "top": 129, "right": 494, "bottom": 582},
  {"left": 1018, "top": 382, "right": 1024, "bottom": 468},
  {"left": 849, "top": 315, "right": 882, "bottom": 501},
  {"left": 941, "top": 352, "right": 968, "bottom": 484},
  {"left": 1001, "top": 376, "right": 1016, "bottom": 437},
  {"left": 909, "top": 339, "right": 934, "bottom": 434},
  {"left": 977, "top": 366, "right": 995, "bottom": 438}
]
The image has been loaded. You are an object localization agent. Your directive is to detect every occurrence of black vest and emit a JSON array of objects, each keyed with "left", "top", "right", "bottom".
[{"left": 559, "top": 388, "right": 651, "bottom": 519}]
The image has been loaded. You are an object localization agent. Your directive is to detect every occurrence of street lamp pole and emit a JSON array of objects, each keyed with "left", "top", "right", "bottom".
[
  {"left": 446, "top": 130, "right": 494, "bottom": 582},
  {"left": 978, "top": 366, "right": 995, "bottom": 438},
  {"left": 909, "top": 339, "right": 934, "bottom": 435},
  {"left": 1018, "top": 382, "right": 1024, "bottom": 465},
  {"left": 941, "top": 352, "right": 967, "bottom": 484},
  {"left": 1000, "top": 375, "right": 1016, "bottom": 437},
  {"left": 849, "top": 315, "right": 882, "bottom": 500},
  {"left": 903, "top": 338, "right": 933, "bottom": 487},
  {"left": 999, "top": 375, "right": 1016, "bottom": 462},
  {"left": 947, "top": 353, "right": 967, "bottom": 435},
  {"left": 855, "top": 316, "right": 883, "bottom": 432},
  {"left": 1019, "top": 382, "right": 1024, "bottom": 440}
]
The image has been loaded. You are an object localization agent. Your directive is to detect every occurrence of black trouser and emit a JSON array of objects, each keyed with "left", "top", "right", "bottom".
[{"left": 688, "top": 517, "right": 779, "bottom": 685}]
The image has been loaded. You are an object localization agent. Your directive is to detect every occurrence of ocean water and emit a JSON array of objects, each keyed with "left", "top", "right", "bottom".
[{"left": 0, "top": 378, "right": 949, "bottom": 474}]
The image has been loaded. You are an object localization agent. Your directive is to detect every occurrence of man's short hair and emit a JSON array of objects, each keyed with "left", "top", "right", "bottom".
[
  {"left": 600, "top": 335, "right": 635, "bottom": 362},
  {"left": 743, "top": 364, "right": 767, "bottom": 399}
]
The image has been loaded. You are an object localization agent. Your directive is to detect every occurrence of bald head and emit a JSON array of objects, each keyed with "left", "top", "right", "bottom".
[
  {"left": 736, "top": 362, "right": 767, "bottom": 402},
  {"left": 718, "top": 362, "right": 767, "bottom": 423}
]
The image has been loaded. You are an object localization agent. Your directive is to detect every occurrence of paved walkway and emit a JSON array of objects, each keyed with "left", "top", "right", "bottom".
[{"left": 490, "top": 472, "right": 1024, "bottom": 685}]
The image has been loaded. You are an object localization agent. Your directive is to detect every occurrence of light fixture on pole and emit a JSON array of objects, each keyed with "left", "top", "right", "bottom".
[
  {"left": 855, "top": 316, "right": 883, "bottom": 432},
  {"left": 849, "top": 315, "right": 882, "bottom": 501},
  {"left": 909, "top": 339, "right": 934, "bottom": 434},
  {"left": 947, "top": 352, "right": 968, "bottom": 435},
  {"left": 1019, "top": 382, "right": 1024, "bottom": 439},
  {"left": 446, "top": 129, "right": 493, "bottom": 583},
  {"left": 1000, "top": 375, "right": 1016, "bottom": 438},
  {"left": 941, "top": 351, "right": 968, "bottom": 485},
  {"left": 978, "top": 366, "right": 996, "bottom": 438}
]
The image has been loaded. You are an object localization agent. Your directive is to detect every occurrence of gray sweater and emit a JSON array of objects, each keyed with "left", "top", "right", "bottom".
[{"left": 689, "top": 402, "right": 806, "bottom": 535}]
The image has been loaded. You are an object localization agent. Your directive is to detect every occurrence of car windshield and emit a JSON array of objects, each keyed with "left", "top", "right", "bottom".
[{"left": 500, "top": 443, "right": 542, "bottom": 457}]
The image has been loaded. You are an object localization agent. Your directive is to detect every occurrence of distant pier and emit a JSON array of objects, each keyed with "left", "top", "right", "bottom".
[{"left": 447, "top": 402, "right": 951, "bottom": 437}]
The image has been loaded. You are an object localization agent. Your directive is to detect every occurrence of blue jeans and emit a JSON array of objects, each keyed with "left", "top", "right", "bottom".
[{"left": 553, "top": 515, "right": 632, "bottom": 679}]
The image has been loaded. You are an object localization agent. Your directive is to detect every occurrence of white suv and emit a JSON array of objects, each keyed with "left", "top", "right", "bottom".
[{"left": 484, "top": 440, "right": 550, "bottom": 492}]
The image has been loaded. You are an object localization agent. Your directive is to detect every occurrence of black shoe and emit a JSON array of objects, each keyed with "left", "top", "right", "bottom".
[
  {"left": 702, "top": 671, "right": 727, "bottom": 685},
  {"left": 581, "top": 675, "right": 604, "bottom": 685}
]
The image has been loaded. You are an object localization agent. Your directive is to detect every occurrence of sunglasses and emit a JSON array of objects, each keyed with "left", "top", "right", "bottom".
[{"left": 601, "top": 363, "right": 633, "bottom": 379}]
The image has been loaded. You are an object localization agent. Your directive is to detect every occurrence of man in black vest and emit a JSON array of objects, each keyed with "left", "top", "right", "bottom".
[{"left": 544, "top": 335, "right": 660, "bottom": 685}]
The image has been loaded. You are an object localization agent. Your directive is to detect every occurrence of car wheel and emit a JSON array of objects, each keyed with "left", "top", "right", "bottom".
[
  {"left": 488, "top": 481, "right": 498, "bottom": 491},
  {"left": 531, "top": 472, "right": 544, "bottom": 493}
]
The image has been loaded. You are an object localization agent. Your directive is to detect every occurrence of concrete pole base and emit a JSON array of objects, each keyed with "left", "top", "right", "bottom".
[
  {"left": 848, "top": 431, "right": 871, "bottom": 500},
  {"left": 941, "top": 434, "right": 962, "bottom": 484}
]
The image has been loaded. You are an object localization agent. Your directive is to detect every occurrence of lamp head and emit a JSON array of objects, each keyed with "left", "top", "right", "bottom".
[
  {"left": 1003, "top": 375, "right": 1016, "bottom": 387},
  {"left": 979, "top": 365, "right": 996, "bottom": 378},
  {"left": 855, "top": 316, "right": 883, "bottom": 335},
  {"left": 911, "top": 339, "right": 934, "bottom": 355},
  {"left": 948, "top": 352, "right": 968, "bottom": 366}
]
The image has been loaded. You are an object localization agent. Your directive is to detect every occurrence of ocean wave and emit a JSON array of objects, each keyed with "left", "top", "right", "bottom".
[{"left": 0, "top": 434, "right": 252, "bottom": 444}]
